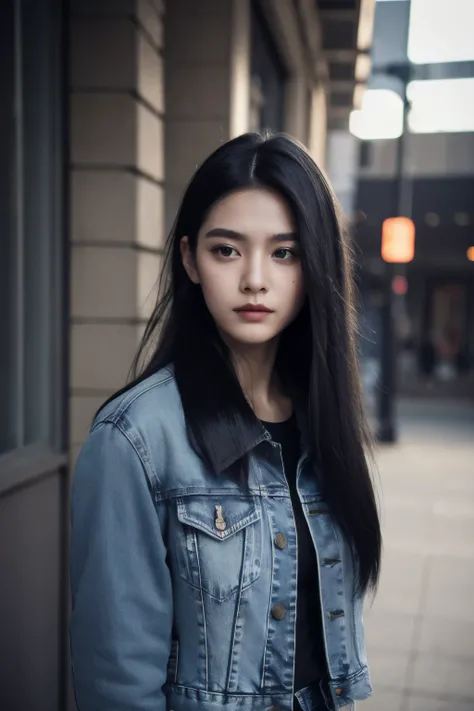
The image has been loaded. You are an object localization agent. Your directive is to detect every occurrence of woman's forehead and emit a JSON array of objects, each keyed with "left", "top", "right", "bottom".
[{"left": 201, "top": 188, "right": 295, "bottom": 235}]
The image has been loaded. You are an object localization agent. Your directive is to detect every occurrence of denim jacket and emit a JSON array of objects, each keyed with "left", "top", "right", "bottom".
[{"left": 70, "top": 366, "right": 372, "bottom": 711}]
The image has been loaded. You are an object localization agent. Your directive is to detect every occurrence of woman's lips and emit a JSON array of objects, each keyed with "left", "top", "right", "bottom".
[{"left": 234, "top": 305, "right": 274, "bottom": 322}]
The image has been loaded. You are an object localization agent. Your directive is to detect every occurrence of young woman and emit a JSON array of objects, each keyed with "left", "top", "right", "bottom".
[{"left": 70, "top": 132, "right": 381, "bottom": 711}]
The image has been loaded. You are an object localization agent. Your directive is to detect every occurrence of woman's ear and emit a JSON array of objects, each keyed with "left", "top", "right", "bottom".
[{"left": 180, "top": 236, "right": 200, "bottom": 284}]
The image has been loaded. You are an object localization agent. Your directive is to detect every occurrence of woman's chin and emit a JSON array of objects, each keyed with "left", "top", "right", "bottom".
[{"left": 219, "top": 325, "right": 280, "bottom": 349}]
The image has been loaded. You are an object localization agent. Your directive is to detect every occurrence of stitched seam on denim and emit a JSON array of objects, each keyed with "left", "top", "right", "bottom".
[
  {"left": 93, "top": 370, "right": 174, "bottom": 427},
  {"left": 226, "top": 526, "right": 247, "bottom": 692},
  {"left": 177, "top": 568, "right": 258, "bottom": 602},
  {"left": 193, "top": 528, "right": 209, "bottom": 689},
  {"left": 99, "top": 420, "right": 155, "bottom": 491},
  {"left": 352, "top": 593, "right": 364, "bottom": 670},
  {"left": 301, "top": 490, "right": 333, "bottom": 688},
  {"left": 123, "top": 411, "right": 162, "bottom": 483},
  {"left": 290, "top": 455, "right": 305, "bottom": 704},
  {"left": 177, "top": 510, "right": 261, "bottom": 539},
  {"left": 156, "top": 487, "right": 263, "bottom": 502},
  {"left": 155, "top": 486, "right": 267, "bottom": 501},
  {"left": 328, "top": 517, "right": 350, "bottom": 677},
  {"left": 261, "top": 498, "right": 276, "bottom": 689},
  {"left": 93, "top": 376, "right": 174, "bottom": 487},
  {"left": 159, "top": 485, "right": 289, "bottom": 501},
  {"left": 332, "top": 665, "right": 368, "bottom": 684},
  {"left": 114, "top": 374, "right": 174, "bottom": 420},
  {"left": 168, "top": 684, "right": 288, "bottom": 699}
]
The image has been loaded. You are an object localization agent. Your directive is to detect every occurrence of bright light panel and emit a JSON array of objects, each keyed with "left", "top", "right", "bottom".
[
  {"left": 408, "top": 78, "right": 474, "bottom": 133},
  {"left": 350, "top": 89, "right": 404, "bottom": 140},
  {"left": 408, "top": 0, "right": 474, "bottom": 64}
]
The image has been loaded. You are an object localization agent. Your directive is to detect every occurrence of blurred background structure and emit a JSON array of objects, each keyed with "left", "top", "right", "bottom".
[
  {"left": 0, "top": 1, "right": 473, "bottom": 710},
  {"left": 337, "top": 0, "right": 474, "bottom": 410}
]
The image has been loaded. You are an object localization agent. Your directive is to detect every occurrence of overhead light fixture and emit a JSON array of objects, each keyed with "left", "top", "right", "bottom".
[
  {"left": 408, "top": 0, "right": 474, "bottom": 64},
  {"left": 350, "top": 89, "right": 404, "bottom": 140},
  {"left": 407, "top": 78, "right": 474, "bottom": 133}
]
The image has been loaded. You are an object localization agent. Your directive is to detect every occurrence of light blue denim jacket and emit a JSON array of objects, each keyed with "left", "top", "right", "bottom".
[{"left": 70, "top": 366, "right": 372, "bottom": 711}]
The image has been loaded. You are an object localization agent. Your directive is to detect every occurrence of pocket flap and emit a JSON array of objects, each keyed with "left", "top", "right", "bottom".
[{"left": 177, "top": 496, "right": 261, "bottom": 541}]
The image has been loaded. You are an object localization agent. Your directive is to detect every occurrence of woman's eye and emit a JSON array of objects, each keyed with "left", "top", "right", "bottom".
[
  {"left": 212, "top": 245, "right": 238, "bottom": 258},
  {"left": 274, "top": 248, "right": 297, "bottom": 260}
]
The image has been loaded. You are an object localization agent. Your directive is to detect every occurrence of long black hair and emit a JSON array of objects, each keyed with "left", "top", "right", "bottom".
[{"left": 102, "top": 132, "right": 381, "bottom": 595}]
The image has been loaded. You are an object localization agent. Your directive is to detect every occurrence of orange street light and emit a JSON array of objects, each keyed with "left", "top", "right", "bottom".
[{"left": 381, "top": 216, "right": 415, "bottom": 263}]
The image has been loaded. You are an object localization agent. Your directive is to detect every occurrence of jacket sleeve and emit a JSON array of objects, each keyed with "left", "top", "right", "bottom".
[{"left": 70, "top": 420, "right": 172, "bottom": 711}]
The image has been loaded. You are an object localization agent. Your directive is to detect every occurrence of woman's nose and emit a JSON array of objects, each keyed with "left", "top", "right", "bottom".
[{"left": 240, "top": 256, "right": 268, "bottom": 294}]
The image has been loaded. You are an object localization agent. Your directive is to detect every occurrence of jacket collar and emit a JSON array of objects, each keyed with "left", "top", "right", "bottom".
[
  {"left": 168, "top": 362, "right": 310, "bottom": 475},
  {"left": 212, "top": 396, "right": 310, "bottom": 474}
]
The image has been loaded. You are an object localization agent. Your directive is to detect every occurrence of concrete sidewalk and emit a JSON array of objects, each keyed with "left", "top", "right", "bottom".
[{"left": 361, "top": 399, "right": 474, "bottom": 711}]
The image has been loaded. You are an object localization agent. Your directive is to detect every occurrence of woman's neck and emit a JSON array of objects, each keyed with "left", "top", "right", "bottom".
[{"left": 227, "top": 339, "right": 293, "bottom": 423}]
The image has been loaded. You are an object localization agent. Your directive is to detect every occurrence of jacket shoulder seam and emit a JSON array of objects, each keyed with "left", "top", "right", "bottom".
[
  {"left": 94, "top": 370, "right": 175, "bottom": 427},
  {"left": 93, "top": 418, "right": 160, "bottom": 490}
]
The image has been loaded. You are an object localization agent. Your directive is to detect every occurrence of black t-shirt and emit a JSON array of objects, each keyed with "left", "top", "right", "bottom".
[{"left": 261, "top": 415, "right": 326, "bottom": 696}]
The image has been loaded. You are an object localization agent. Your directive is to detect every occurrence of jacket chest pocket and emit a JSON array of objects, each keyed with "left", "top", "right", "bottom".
[{"left": 176, "top": 496, "right": 262, "bottom": 602}]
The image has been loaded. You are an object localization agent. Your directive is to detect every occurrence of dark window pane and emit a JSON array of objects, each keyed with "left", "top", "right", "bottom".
[
  {"left": 22, "top": 0, "right": 57, "bottom": 446},
  {"left": 0, "top": 0, "right": 66, "bottom": 454},
  {"left": 0, "top": 0, "right": 18, "bottom": 453}
]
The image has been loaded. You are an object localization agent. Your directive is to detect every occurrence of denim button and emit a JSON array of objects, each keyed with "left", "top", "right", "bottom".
[
  {"left": 335, "top": 687, "right": 343, "bottom": 695},
  {"left": 274, "top": 532, "right": 287, "bottom": 549},
  {"left": 271, "top": 603, "right": 286, "bottom": 620}
]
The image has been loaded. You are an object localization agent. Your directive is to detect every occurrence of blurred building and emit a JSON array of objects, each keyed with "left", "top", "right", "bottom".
[
  {"left": 0, "top": 1, "right": 375, "bottom": 709},
  {"left": 359, "top": 0, "right": 474, "bottom": 396},
  {"left": 329, "top": 0, "right": 474, "bottom": 397}
]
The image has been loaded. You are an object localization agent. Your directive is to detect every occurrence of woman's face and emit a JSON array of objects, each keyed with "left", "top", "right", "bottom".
[{"left": 181, "top": 188, "right": 305, "bottom": 349}]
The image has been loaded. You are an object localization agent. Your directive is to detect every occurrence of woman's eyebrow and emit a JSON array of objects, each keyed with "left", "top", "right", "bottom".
[
  {"left": 204, "top": 228, "right": 244, "bottom": 240},
  {"left": 204, "top": 227, "right": 298, "bottom": 242}
]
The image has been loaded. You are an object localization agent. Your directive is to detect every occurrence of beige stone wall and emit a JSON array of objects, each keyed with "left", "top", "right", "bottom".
[
  {"left": 308, "top": 85, "right": 328, "bottom": 171},
  {"left": 164, "top": 0, "right": 251, "bottom": 232},
  {"left": 69, "top": 0, "right": 166, "bottom": 459}
]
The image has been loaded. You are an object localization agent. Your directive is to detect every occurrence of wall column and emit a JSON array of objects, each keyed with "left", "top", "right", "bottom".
[
  {"left": 69, "top": 0, "right": 166, "bottom": 461},
  {"left": 164, "top": 0, "right": 251, "bottom": 232}
]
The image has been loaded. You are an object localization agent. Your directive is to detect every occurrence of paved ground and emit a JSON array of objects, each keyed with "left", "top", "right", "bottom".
[{"left": 361, "top": 399, "right": 474, "bottom": 711}]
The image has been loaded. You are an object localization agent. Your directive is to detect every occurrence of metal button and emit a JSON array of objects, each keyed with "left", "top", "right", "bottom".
[
  {"left": 268, "top": 707, "right": 281, "bottom": 711},
  {"left": 271, "top": 603, "right": 287, "bottom": 621},
  {"left": 335, "top": 688, "right": 343, "bottom": 696},
  {"left": 274, "top": 532, "right": 287, "bottom": 549}
]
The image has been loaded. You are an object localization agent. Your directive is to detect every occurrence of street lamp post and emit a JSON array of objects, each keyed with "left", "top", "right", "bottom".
[
  {"left": 350, "top": 0, "right": 415, "bottom": 441},
  {"left": 376, "top": 61, "right": 413, "bottom": 443}
]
